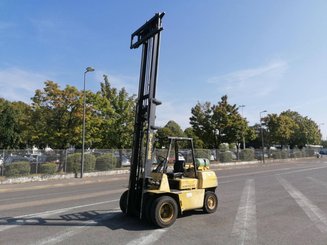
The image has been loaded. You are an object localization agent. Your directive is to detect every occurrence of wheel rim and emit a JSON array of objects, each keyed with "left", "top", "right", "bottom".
[
  {"left": 159, "top": 202, "right": 174, "bottom": 222},
  {"left": 207, "top": 195, "right": 216, "bottom": 209}
]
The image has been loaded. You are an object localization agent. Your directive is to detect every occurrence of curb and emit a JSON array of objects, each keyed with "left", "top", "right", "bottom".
[
  {"left": 0, "top": 169, "right": 129, "bottom": 185},
  {"left": 0, "top": 157, "right": 316, "bottom": 185}
]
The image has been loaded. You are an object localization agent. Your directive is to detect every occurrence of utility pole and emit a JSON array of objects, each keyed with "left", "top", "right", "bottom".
[
  {"left": 260, "top": 110, "right": 267, "bottom": 164},
  {"left": 81, "top": 66, "right": 95, "bottom": 178},
  {"left": 239, "top": 105, "right": 246, "bottom": 149}
]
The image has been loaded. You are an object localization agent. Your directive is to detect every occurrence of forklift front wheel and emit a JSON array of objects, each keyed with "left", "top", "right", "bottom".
[
  {"left": 120, "top": 190, "right": 128, "bottom": 214},
  {"left": 151, "top": 196, "right": 178, "bottom": 228},
  {"left": 203, "top": 191, "right": 218, "bottom": 213}
]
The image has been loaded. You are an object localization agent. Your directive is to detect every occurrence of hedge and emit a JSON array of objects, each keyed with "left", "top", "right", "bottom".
[
  {"left": 219, "top": 151, "right": 233, "bottom": 163},
  {"left": 95, "top": 153, "right": 117, "bottom": 171},
  {"left": 66, "top": 153, "right": 96, "bottom": 173},
  {"left": 240, "top": 149, "right": 255, "bottom": 161},
  {"left": 39, "top": 162, "right": 57, "bottom": 174},
  {"left": 290, "top": 151, "right": 302, "bottom": 158},
  {"left": 272, "top": 151, "right": 288, "bottom": 159},
  {"left": 194, "top": 149, "right": 211, "bottom": 159},
  {"left": 280, "top": 151, "right": 289, "bottom": 159},
  {"left": 5, "top": 161, "right": 31, "bottom": 177}
]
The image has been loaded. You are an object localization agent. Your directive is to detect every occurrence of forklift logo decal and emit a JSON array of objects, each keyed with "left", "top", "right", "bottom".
[{"left": 147, "top": 133, "right": 153, "bottom": 160}]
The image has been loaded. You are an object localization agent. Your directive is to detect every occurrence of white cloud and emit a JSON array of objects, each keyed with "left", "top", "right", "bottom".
[
  {"left": 156, "top": 101, "right": 192, "bottom": 129},
  {"left": 0, "top": 68, "right": 50, "bottom": 103},
  {"left": 208, "top": 60, "right": 288, "bottom": 98}
]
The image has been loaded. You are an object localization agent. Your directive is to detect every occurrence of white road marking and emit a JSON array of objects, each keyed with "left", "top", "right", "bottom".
[
  {"left": 231, "top": 179, "right": 257, "bottom": 245},
  {"left": 126, "top": 228, "right": 168, "bottom": 245},
  {"left": 277, "top": 176, "right": 327, "bottom": 233},
  {"left": 32, "top": 211, "right": 119, "bottom": 245},
  {"left": 277, "top": 166, "right": 327, "bottom": 176},
  {"left": 0, "top": 199, "right": 119, "bottom": 232},
  {"left": 220, "top": 164, "right": 327, "bottom": 179}
]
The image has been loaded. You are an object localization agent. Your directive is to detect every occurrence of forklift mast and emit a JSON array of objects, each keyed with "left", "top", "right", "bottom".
[{"left": 127, "top": 12, "right": 165, "bottom": 217}]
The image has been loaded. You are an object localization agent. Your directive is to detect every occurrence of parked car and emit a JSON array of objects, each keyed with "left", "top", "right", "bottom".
[
  {"left": 254, "top": 151, "right": 269, "bottom": 160},
  {"left": 25, "top": 153, "right": 60, "bottom": 164},
  {"left": 114, "top": 153, "right": 131, "bottom": 167},
  {"left": 4, "top": 155, "right": 31, "bottom": 165},
  {"left": 319, "top": 149, "right": 327, "bottom": 155},
  {"left": 120, "top": 155, "right": 131, "bottom": 166}
]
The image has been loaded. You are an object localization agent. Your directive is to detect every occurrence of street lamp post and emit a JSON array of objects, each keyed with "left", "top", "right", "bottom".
[
  {"left": 81, "top": 66, "right": 95, "bottom": 178},
  {"left": 239, "top": 105, "right": 246, "bottom": 149},
  {"left": 260, "top": 110, "right": 267, "bottom": 164}
]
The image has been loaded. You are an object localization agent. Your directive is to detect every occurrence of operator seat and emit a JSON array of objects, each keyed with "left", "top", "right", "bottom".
[
  {"left": 174, "top": 160, "right": 185, "bottom": 173},
  {"left": 167, "top": 160, "right": 185, "bottom": 179}
]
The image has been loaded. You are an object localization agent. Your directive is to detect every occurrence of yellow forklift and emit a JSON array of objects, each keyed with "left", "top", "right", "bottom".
[{"left": 120, "top": 13, "right": 218, "bottom": 228}]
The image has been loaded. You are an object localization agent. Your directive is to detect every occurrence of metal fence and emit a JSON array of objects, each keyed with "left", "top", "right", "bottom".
[{"left": 0, "top": 147, "right": 318, "bottom": 177}]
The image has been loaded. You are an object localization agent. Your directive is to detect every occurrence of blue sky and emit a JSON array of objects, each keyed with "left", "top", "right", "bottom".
[{"left": 1, "top": 1, "right": 327, "bottom": 138}]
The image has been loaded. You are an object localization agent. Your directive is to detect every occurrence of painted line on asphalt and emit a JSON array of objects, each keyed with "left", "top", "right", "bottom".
[
  {"left": 277, "top": 165, "right": 327, "bottom": 176},
  {"left": 231, "top": 179, "right": 257, "bottom": 245},
  {"left": 219, "top": 167, "right": 294, "bottom": 179},
  {"left": 0, "top": 177, "right": 127, "bottom": 193},
  {"left": 126, "top": 228, "right": 168, "bottom": 245},
  {"left": 277, "top": 176, "right": 327, "bottom": 233},
  {"left": 0, "top": 188, "right": 125, "bottom": 211},
  {"left": 0, "top": 199, "right": 119, "bottom": 232},
  {"left": 32, "top": 211, "right": 120, "bottom": 245},
  {"left": 219, "top": 164, "right": 327, "bottom": 180}
]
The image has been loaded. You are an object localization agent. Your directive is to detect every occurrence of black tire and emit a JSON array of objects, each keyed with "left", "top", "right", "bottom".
[
  {"left": 203, "top": 191, "right": 218, "bottom": 213},
  {"left": 151, "top": 196, "right": 178, "bottom": 228},
  {"left": 120, "top": 190, "right": 128, "bottom": 214},
  {"left": 142, "top": 196, "right": 154, "bottom": 224}
]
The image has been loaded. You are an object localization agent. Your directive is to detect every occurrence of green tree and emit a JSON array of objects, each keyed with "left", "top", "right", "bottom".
[
  {"left": 96, "top": 75, "right": 135, "bottom": 149},
  {"left": 184, "top": 127, "right": 204, "bottom": 148},
  {"left": 190, "top": 95, "right": 252, "bottom": 148},
  {"left": 31, "top": 81, "right": 84, "bottom": 148},
  {"left": 281, "top": 110, "right": 321, "bottom": 148},
  {"left": 247, "top": 123, "right": 267, "bottom": 149},
  {"left": 156, "top": 120, "right": 185, "bottom": 148},
  {"left": 0, "top": 99, "right": 20, "bottom": 148},
  {"left": 11, "top": 101, "right": 33, "bottom": 148},
  {"left": 265, "top": 113, "right": 298, "bottom": 148}
]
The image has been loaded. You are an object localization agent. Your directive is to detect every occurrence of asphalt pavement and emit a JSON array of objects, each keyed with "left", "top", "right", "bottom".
[{"left": 1, "top": 158, "right": 327, "bottom": 245}]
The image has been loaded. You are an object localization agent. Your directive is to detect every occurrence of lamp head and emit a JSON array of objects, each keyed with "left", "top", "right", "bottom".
[{"left": 85, "top": 67, "right": 95, "bottom": 73}]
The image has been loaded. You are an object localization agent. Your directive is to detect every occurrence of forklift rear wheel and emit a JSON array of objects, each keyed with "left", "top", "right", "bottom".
[
  {"left": 151, "top": 196, "right": 178, "bottom": 228},
  {"left": 120, "top": 190, "right": 128, "bottom": 214},
  {"left": 203, "top": 191, "right": 218, "bottom": 213}
]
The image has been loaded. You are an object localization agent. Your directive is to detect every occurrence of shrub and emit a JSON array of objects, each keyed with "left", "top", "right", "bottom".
[
  {"left": 305, "top": 149, "right": 315, "bottom": 157},
  {"left": 219, "top": 151, "right": 233, "bottom": 163},
  {"left": 195, "top": 149, "right": 211, "bottom": 159},
  {"left": 219, "top": 143, "right": 229, "bottom": 152},
  {"left": 280, "top": 151, "right": 288, "bottom": 159},
  {"left": 66, "top": 153, "right": 96, "bottom": 173},
  {"left": 290, "top": 151, "right": 302, "bottom": 158},
  {"left": 240, "top": 149, "right": 255, "bottom": 161},
  {"left": 39, "top": 162, "right": 57, "bottom": 174},
  {"left": 229, "top": 143, "right": 237, "bottom": 150},
  {"left": 272, "top": 151, "right": 281, "bottom": 159},
  {"left": 5, "top": 161, "right": 31, "bottom": 177},
  {"left": 95, "top": 153, "right": 117, "bottom": 171}
]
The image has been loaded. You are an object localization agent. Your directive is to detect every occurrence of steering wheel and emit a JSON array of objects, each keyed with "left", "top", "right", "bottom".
[{"left": 157, "top": 155, "right": 165, "bottom": 163}]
